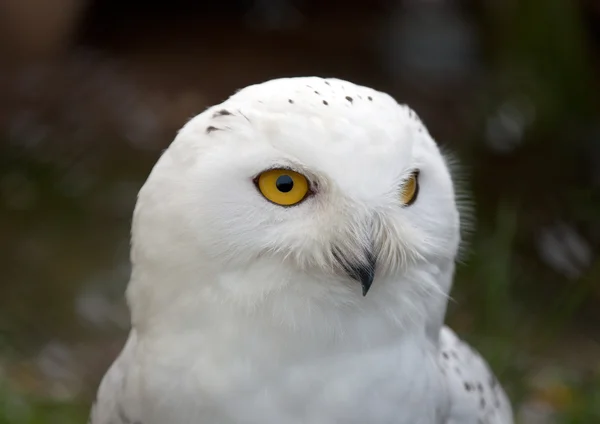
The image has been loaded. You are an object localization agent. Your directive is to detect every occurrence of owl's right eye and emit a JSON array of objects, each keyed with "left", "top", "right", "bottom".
[
  {"left": 400, "top": 170, "right": 420, "bottom": 206},
  {"left": 255, "top": 168, "right": 310, "bottom": 206}
]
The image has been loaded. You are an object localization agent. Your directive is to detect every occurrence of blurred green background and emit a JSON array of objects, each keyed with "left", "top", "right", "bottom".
[{"left": 1, "top": 0, "right": 599, "bottom": 423}]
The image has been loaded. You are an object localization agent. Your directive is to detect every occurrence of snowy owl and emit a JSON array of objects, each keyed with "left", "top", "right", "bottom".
[{"left": 90, "top": 77, "right": 513, "bottom": 424}]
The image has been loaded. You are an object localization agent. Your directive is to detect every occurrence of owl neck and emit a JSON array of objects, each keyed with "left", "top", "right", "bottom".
[{"left": 126, "top": 257, "right": 453, "bottom": 348}]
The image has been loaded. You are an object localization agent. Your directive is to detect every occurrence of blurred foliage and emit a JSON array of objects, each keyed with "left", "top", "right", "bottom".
[{"left": 0, "top": 386, "right": 86, "bottom": 424}]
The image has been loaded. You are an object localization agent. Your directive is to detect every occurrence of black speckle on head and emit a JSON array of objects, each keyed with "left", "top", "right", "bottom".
[
  {"left": 288, "top": 99, "right": 294, "bottom": 104},
  {"left": 238, "top": 110, "right": 250, "bottom": 122},
  {"left": 345, "top": 96, "right": 353, "bottom": 104},
  {"left": 206, "top": 126, "right": 221, "bottom": 134},
  {"left": 464, "top": 382, "right": 472, "bottom": 391},
  {"left": 213, "top": 109, "right": 232, "bottom": 118},
  {"left": 368, "top": 96, "right": 373, "bottom": 101},
  {"left": 322, "top": 100, "right": 329, "bottom": 106},
  {"left": 442, "top": 352, "right": 449, "bottom": 359}
]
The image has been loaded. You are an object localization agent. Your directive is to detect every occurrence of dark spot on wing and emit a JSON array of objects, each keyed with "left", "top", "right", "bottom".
[
  {"left": 322, "top": 100, "right": 329, "bottom": 106},
  {"left": 213, "top": 109, "right": 232, "bottom": 118},
  {"left": 442, "top": 352, "right": 449, "bottom": 359},
  {"left": 368, "top": 96, "right": 373, "bottom": 101},
  {"left": 288, "top": 99, "right": 294, "bottom": 104},
  {"left": 480, "top": 397, "right": 486, "bottom": 409},
  {"left": 324, "top": 81, "right": 331, "bottom": 86},
  {"left": 464, "top": 382, "right": 472, "bottom": 391},
  {"left": 454, "top": 367, "right": 461, "bottom": 375},
  {"left": 345, "top": 96, "right": 353, "bottom": 104},
  {"left": 206, "top": 126, "right": 222, "bottom": 134},
  {"left": 314, "top": 90, "right": 320, "bottom": 95},
  {"left": 477, "top": 383, "right": 483, "bottom": 392}
]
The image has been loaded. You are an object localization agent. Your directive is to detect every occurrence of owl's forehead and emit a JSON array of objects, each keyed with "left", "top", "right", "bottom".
[
  {"left": 220, "top": 77, "right": 430, "bottom": 155},
  {"left": 230, "top": 77, "right": 401, "bottom": 121},
  {"left": 178, "top": 77, "right": 435, "bottom": 181}
]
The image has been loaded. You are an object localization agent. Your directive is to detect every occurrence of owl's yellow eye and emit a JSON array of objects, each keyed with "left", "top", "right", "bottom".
[
  {"left": 400, "top": 171, "right": 419, "bottom": 206},
  {"left": 256, "top": 169, "right": 310, "bottom": 206}
]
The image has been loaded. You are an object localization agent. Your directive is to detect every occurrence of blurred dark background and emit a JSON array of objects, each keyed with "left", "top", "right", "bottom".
[{"left": 0, "top": 0, "right": 599, "bottom": 423}]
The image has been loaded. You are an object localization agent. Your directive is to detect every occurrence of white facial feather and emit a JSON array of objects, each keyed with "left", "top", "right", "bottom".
[{"left": 128, "top": 76, "right": 463, "bottom": 335}]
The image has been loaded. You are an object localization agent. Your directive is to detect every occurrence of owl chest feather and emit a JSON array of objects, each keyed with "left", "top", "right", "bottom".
[{"left": 128, "top": 322, "right": 449, "bottom": 424}]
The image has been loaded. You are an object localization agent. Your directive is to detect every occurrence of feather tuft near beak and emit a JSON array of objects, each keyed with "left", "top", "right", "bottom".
[{"left": 334, "top": 248, "right": 377, "bottom": 296}]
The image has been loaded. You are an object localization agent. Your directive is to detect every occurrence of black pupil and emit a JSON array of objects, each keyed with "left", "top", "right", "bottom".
[{"left": 276, "top": 175, "right": 294, "bottom": 193}]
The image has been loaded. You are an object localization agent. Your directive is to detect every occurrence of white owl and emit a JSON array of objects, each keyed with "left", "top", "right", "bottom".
[{"left": 90, "top": 77, "right": 514, "bottom": 424}]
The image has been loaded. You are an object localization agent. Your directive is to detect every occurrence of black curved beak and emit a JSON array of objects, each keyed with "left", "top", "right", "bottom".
[{"left": 337, "top": 249, "right": 377, "bottom": 296}]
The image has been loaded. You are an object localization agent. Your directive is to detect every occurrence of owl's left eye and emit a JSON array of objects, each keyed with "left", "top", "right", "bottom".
[
  {"left": 256, "top": 168, "right": 310, "bottom": 206},
  {"left": 400, "top": 170, "right": 420, "bottom": 206}
]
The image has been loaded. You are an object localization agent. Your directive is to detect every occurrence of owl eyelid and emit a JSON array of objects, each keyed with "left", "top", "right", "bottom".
[
  {"left": 252, "top": 165, "right": 316, "bottom": 187},
  {"left": 399, "top": 169, "right": 420, "bottom": 186},
  {"left": 253, "top": 164, "right": 301, "bottom": 179},
  {"left": 409, "top": 169, "right": 420, "bottom": 178}
]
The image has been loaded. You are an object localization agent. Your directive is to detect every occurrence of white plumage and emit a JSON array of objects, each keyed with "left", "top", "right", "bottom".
[{"left": 90, "top": 77, "right": 513, "bottom": 424}]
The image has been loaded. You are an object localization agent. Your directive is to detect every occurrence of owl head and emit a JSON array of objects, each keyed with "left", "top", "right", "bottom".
[{"left": 127, "top": 77, "right": 466, "bottom": 333}]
